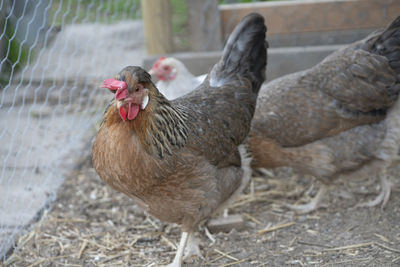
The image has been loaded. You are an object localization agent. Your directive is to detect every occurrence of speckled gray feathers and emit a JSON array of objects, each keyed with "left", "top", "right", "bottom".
[
  {"left": 252, "top": 16, "right": 400, "bottom": 148},
  {"left": 250, "top": 16, "right": 400, "bottom": 184}
]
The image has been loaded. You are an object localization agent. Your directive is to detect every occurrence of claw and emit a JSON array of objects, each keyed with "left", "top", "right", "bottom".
[
  {"left": 184, "top": 234, "right": 203, "bottom": 260},
  {"left": 164, "top": 231, "right": 189, "bottom": 267},
  {"left": 356, "top": 173, "right": 394, "bottom": 209},
  {"left": 283, "top": 185, "right": 327, "bottom": 214},
  {"left": 204, "top": 227, "right": 216, "bottom": 244}
]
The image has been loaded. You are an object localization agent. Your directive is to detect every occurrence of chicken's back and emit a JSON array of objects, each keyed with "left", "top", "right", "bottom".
[
  {"left": 252, "top": 16, "right": 400, "bottom": 148},
  {"left": 173, "top": 13, "right": 267, "bottom": 167}
]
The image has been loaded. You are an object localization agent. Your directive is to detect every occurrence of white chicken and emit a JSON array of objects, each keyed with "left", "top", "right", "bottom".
[{"left": 148, "top": 57, "right": 207, "bottom": 100}]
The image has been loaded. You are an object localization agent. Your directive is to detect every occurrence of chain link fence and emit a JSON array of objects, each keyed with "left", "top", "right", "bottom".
[{"left": 0, "top": 0, "right": 142, "bottom": 258}]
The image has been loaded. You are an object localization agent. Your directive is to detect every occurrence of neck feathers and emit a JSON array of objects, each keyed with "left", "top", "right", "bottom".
[
  {"left": 103, "top": 90, "right": 188, "bottom": 158},
  {"left": 141, "top": 93, "right": 188, "bottom": 158}
]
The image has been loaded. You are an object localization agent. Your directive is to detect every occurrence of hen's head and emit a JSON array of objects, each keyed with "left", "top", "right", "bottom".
[
  {"left": 148, "top": 57, "right": 182, "bottom": 81},
  {"left": 102, "top": 66, "right": 152, "bottom": 121}
]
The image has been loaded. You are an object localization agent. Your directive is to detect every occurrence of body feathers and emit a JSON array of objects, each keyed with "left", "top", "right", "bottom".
[
  {"left": 93, "top": 13, "right": 267, "bottom": 232},
  {"left": 250, "top": 16, "right": 400, "bottom": 183}
]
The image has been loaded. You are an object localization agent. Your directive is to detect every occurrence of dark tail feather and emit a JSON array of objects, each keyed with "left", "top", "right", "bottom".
[
  {"left": 210, "top": 13, "right": 267, "bottom": 94},
  {"left": 365, "top": 16, "right": 400, "bottom": 77}
]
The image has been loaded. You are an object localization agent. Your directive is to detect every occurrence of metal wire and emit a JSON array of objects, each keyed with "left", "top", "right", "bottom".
[{"left": 0, "top": 0, "right": 142, "bottom": 258}]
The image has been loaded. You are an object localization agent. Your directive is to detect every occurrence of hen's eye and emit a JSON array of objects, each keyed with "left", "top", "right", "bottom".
[
  {"left": 135, "top": 87, "right": 140, "bottom": 92},
  {"left": 164, "top": 66, "right": 169, "bottom": 71}
]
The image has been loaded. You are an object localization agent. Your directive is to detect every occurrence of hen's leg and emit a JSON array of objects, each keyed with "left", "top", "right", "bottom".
[
  {"left": 223, "top": 209, "right": 229, "bottom": 217},
  {"left": 249, "top": 179, "right": 255, "bottom": 196},
  {"left": 357, "top": 170, "right": 396, "bottom": 208},
  {"left": 183, "top": 232, "right": 203, "bottom": 260},
  {"left": 166, "top": 231, "right": 189, "bottom": 267},
  {"left": 284, "top": 184, "right": 327, "bottom": 214},
  {"left": 204, "top": 226, "right": 216, "bottom": 244}
]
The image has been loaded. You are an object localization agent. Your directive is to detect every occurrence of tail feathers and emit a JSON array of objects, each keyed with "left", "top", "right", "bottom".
[
  {"left": 365, "top": 16, "right": 400, "bottom": 78},
  {"left": 210, "top": 13, "right": 267, "bottom": 94}
]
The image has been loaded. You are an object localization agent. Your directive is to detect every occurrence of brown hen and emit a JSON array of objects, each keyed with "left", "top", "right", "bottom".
[
  {"left": 92, "top": 13, "right": 267, "bottom": 266},
  {"left": 250, "top": 16, "right": 400, "bottom": 213}
]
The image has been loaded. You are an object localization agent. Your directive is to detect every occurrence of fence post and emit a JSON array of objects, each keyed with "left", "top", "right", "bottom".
[
  {"left": 186, "top": 0, "right": 222, "bottom": 51},
  {"left": 141, "top": 0, "right": 173, "bottom": 55}
]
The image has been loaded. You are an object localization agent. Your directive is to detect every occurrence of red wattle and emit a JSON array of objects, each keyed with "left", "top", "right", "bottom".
[
  {"left": 157, "top": 74, "right": 166, "bottom": 81},
  {"left": 128, "top": 103, "right": 140, "bottom": 120},
  {"left": 119, "top": 106, "right": 127, "bottom": 121}
]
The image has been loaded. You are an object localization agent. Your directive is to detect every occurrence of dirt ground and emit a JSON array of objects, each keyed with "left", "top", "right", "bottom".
[{"left": 3, "top": 154, "right": 400, "bottom": 267}]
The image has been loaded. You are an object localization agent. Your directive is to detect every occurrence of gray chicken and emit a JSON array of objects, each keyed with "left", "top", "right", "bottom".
[{"left": 250, "top": 16, "right": 400, "bottom": 213}]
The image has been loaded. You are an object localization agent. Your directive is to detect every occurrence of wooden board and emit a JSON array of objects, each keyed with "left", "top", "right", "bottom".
[{"left": 220, "top": 0, "right": 400, "bottom": 38}]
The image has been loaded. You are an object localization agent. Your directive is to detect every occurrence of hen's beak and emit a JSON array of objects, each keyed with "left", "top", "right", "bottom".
[
  {"left": 148, "top": 68, "right": 155, "bottom": 76},
  {"left": 117, "top": 90, "right": 149, "bottom": 110}
]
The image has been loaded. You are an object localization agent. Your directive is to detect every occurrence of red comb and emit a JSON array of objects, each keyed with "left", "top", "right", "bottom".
[
  {"left": 102, "top": 78, "right": 129, "bottom": 101},
  {"left": 115, "top": 87, "right": 128, "bottom": 101},
  {"left": 102, "top": 78, "right": 127, "bottom": 91},
  {"left": 153, "top": 56, "right": 166, "bottom": 69}
]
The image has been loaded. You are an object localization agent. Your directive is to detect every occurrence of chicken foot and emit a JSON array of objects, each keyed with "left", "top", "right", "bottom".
[
  {"left": 204, "top": 226, "right": 216, "bottom": 244},
  {"left": 184, "top": 233, "right": 203, "bottom": 260},
  {"left": 164, "top": 231, "right": 203, "bottom": 267},
  {"left": 166, "top": 231, "right": 189, "bottom": 267},
  {"left": 356, "top": 170, "right": 397, "bottom": 209},
  {"left": 284, "top": 184, "right": 327, "bottom": 214}
]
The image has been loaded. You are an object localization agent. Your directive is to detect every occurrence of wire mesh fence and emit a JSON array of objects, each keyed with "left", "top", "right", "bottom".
[{"left": 0, "top": 0, "right": 143, "bottom": 258}]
